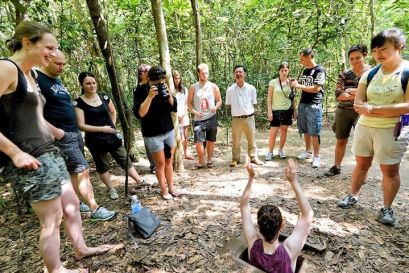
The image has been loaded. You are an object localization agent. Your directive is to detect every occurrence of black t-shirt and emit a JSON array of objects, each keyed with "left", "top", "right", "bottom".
[
  {"left": 74, "top": 94, "right": 116, "bottom": 150},
  {"left": 133, "top": 83, "right": 177, "bottom": 137},
  {"left": 299, "top": 65, "right": 326, "bottom": 104},
  {"left": 37, "top": 70, "right": 78, "bottom": 132}
]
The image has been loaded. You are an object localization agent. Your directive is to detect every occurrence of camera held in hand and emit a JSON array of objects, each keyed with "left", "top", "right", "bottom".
[{"left": 155, "top": 83, "right": 169, "bottom": 99}]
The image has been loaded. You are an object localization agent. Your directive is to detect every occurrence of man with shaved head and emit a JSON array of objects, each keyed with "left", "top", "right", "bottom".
[{"left": 37, "top": 50, "right": 116, "bottom": 221}]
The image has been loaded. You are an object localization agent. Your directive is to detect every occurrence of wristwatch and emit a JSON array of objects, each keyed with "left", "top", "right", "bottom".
[{"left": 367, "top": 104, "right": 373, "bottom": 113}]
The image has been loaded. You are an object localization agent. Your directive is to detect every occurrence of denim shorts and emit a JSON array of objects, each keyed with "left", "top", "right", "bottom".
[
  {"left": 297, "top": 103, "right": 322, "bottom": 136},
  {"left": 193, "top": 114, "right": 218, "bottom": 143},
  {"left": 56, "top": 131, "right": 89, "bottom": 174},
  {"left": 2, "top": 151, "right": 70, "bottom": 203},
  {"left": 144, "top": 129, "right": 176, "bottom": 154}
]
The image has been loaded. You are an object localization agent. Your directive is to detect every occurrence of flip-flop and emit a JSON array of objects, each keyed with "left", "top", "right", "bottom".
[
  {"left": 184, "top": 155, "right": 195, "bottom": 160},
  {"left": 193, "top": 164, "right": 205, "bottom": 170},
  {"left": 169, "top": 191, "right": 181, "bottom": 198},
  {"left": 161, "top": 193, "right": 173, "bottom": 200},
  {"left": 207, "top": 162, "right": 214, "bottom": 168}
]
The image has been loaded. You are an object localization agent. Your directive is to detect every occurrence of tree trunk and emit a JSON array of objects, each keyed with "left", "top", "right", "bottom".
[
  {"left": 190, "top": 0, "right": 202, "bottom": 68},
  {"left": 85, "top": 0, "right": 133, "bottom": 195},
  {"left": 10, "top": 0, "right": 30, "bottom": 26},
  {"left": 151, "top": 0, "right": 184, "bottom": 172},
  {"left": 369, "top": 0, "right": 375, "bottom": 38}
]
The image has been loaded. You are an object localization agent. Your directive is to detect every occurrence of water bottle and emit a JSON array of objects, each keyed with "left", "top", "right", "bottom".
[{"left": 130, "top": 195, "right": 142, "bottom": 214}]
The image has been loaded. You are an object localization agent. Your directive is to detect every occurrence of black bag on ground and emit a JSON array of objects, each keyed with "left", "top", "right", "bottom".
[{"left": 128, "top": 207, "right": 160, "bottom": 239}]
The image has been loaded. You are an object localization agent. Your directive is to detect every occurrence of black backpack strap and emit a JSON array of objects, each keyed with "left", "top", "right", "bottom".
[{"left": 366, "top": 65, "right": 381, "bottom": 87}]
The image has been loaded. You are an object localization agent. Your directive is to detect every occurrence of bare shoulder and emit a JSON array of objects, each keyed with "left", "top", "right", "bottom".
[{"left": 0, "top": 60, "right": 19, "bottom": 95}]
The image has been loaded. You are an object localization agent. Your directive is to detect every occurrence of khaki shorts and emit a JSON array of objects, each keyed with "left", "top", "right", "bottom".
[
  {"left": 2, "top": 151, "right": 70, "bottom": 203},
  {"left": 352, "top": 123, "right": 409, "bottom": 164}
]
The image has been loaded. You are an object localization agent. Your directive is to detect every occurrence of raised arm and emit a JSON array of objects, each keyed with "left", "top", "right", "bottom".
[
  {"left": 240, "top": 157, "right": 258, "bottom": 250},
  {"left": 139, "top": 85, "right": 157, "bottom": 118},
  {"left": 283, "top": 159, "right": 313, "bottom": 261}
]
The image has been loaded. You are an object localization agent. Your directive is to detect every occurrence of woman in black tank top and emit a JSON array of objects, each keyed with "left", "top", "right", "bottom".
[
  {"left": 0, "top": 22, "right": 112, "bottom": 272},
  {"left": 74, "top": 72, "right": 149, "bottom": 200}
]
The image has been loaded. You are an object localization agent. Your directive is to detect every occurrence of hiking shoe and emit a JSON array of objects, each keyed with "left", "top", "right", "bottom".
[
  {"left": 91, "top": 206, "right": 116, "bottom": 221},
  {"left": 278, "top": 149, "right": 286, "bottom": 159},
  {"left": 109, "top": 188, "right": 119, "bottom": 200},
  {"left": 251, "top": 158, "right": 264, "bottom": 165},
  {"left": 265, "top": 152, "right": 274, "bottom": 161},
  {"left": 325, "top": 165, "right": 341, "bottom": 176},
  {"left": 377, "top": 207, "right": 396, "bottom": 226},
  {"left": 79, "top": 202, "right": 91, "bottom": 213},
  {"left": 230, "top": 160, "right": 239, "bottom": 167},
  {"left": 312, "top": 156, "right": 321, "bottom": 168},
  {"left": 338, "top": 194, "right": 358, "bottom": 209},
  {"left": 297, "top": 150, "right": 312, "bottom": 160}
]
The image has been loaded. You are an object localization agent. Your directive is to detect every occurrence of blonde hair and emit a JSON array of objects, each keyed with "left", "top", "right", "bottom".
[
  {"left": 6, "top": 21, "right": 53, "bottom": 53},
  {"left": 197, "top": 63, "right": 209, "bottom": 72}
]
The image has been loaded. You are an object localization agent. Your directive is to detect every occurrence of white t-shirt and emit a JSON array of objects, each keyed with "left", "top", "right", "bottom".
[
  {"left": 175, "top": 88, "right": 190, "bottom": 127},
  {"left": 225, "top": 82, "right": 257, "bottom": 116}
]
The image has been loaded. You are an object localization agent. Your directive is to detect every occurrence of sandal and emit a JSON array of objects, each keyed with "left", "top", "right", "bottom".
[
  {"left": 161, "top": 193, "right": 173, "bottom": 200},
  {"left": 207, "top": 162, "right": 214, "bottom": 168},
  {"left": 169, "top": 191, "right": 181, "bottom": 198},
  {"left": 193, "top": 164, "right": 205, "bottom": 170},
  {"left": 184, "top": 155, "right": 195, "bottom": 160}
]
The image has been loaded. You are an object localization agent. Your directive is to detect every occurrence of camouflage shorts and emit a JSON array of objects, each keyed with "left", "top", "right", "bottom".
[{"left": 2, "top": 151, "right": 70, "bottom": 203}]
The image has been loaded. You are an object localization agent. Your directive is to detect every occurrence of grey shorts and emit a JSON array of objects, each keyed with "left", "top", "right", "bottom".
[
  {"left": 297, "top": 103, "right": 322, "bottom": 136},
  {"left": 144, "top": 129, "right": 176, "bottom": 154},
  {"left": 193, "top": 114, "right": 218, "bottom": 143},
  {"left": 56, "top": 131, "right": 89, "bottom": 174},
  {"left": 2, "top": 151, "right": 70, "bottom": 203}
]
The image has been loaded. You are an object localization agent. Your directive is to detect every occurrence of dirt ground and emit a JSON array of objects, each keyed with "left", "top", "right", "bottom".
[{"left": 1, "top": 126, "right": 409, "bottom": 273}]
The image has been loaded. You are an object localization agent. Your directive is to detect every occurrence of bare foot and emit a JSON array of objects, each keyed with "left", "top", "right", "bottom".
[
  {"left": 184, "top": 155, "right": 194, "bottom": 160},
  {"left": 75, "top": 245, "right": 113, "bottom": 260}
]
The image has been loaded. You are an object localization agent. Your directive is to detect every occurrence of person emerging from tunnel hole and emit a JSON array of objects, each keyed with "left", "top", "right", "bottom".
[{"left": 240, "top": 158, "right": 314, "bottom": 273}]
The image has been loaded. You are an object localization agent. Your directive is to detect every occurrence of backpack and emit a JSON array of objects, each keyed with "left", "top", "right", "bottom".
[
  {"left": 0, "top": 59, "right": 28, "bottom": 168},
  {"left": 366, "top": 63, "right": 409, "bottom": 93}
]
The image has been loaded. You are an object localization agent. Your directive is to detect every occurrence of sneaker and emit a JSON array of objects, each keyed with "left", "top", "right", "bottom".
[
  {"left": 91, "top": 206, "right": 116, "bottom": 221},
  {"left": 250, "top": 158, "right": 264, "bottom": 165},
  {"left": 265, "top": 152, "right": 274, "bottom": 161},
  {"left": 338, "top": 194, "right": 358, "bottom": 209},
  {"left": 312, "top": 156, "right": 321, "bottom": 168},
  {"left": 377, "top": 207, "right": 395, "bottom": 226},
  {"left": 150, "top": 166, "right": 156, "bottom": 174},
  {"left": 278, "top": 149, "right": 286, "bottom": 159},
  {"left": 79, "top": 202, "right": 91, "bottom": 213},
  {"left": 325, "top": 165, "right": 341, "bottom": 176},
  {"left": 297, "top": 150, "right": 312, "bottom": 160},
  {"left": 109, "top": 188, "right": 119, "bottom": 200}
]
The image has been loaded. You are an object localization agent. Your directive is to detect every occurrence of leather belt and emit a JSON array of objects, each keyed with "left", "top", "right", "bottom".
[
  {"left": 233, "top": 113, "right": 254, "bottom": 119},
  {"left": 338, "top": 106, "right": 354, "bottom": 110}
]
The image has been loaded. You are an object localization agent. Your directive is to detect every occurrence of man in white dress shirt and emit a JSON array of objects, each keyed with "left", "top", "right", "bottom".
[{"left": 226, "top": 65, "right": 263, "bottom": 167}]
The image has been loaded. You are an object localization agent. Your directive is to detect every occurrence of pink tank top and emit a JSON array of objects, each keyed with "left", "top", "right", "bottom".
[{"left": 249, "top": 239, "right": 293, "bottom": 273}]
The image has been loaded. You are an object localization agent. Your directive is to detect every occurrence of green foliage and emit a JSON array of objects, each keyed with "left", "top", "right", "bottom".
[{"left": 1, "top": 0, "right": 408, "bottom": 127}]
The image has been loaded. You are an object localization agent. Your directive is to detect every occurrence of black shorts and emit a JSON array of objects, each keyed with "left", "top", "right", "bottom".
[{"left": 270, "top": 108, "right": 293, "bottom": 127}]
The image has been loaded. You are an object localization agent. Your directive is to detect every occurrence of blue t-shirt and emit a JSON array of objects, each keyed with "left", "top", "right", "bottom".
[{"left": 36, "top": 70, "right": 78, "bottom": 132}]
